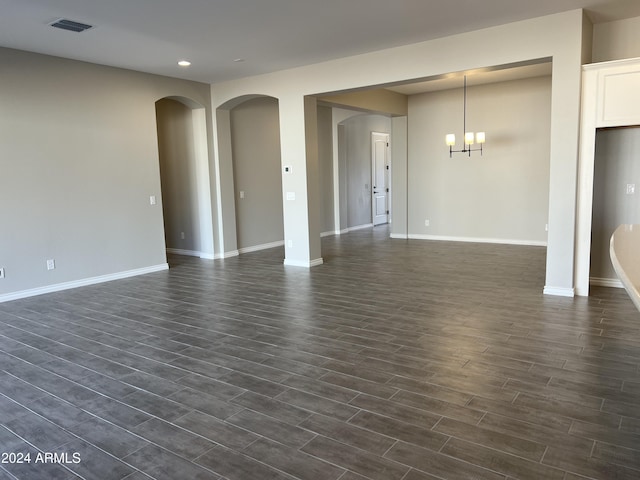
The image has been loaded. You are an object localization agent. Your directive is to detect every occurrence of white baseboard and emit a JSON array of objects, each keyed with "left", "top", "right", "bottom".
[
  {"left": 218, "top": 250, "right": 239, "bottom": 259},
  {"left": 0, "top": 264, "right": 169, "bottom": 304},
  {"left": 321, "top": 231, "right": 336, "bottom": 238},
  {"left": 407, "top": 234, "right": 547, "bottom": 247},
  {"left": 166, "top": 248, "right": 214, "bottom": 260},
  {"left": 284, "top": 257, "right": 324, "bottom": 268},
  {"left": 390, "top": 233, "right": 408, "bottom": 239},
  {"left": 543, "top": 286, "right": 575, "bottom": 297},
  {"left": 590, "top": 277, "right": 624, "bottom": 288},
  {"left": 238, "top": 240, "right": 284, "bottom": 255},
  {"left": 348, "top": 223, "right": 374, "bottom": 232}
]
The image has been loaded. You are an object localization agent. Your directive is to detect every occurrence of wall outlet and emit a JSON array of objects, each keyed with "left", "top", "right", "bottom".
[
  {"left": 180, "top": 232, "right": 185, "bottom": 240},
  {"left": 240, "top": 191, "right": 245, "bottom": 199},
  {"left": 46, "top": 259, "right": 55, "bottom": 270},
  {"left": 0, "top": 267, "right": 5, "bottom": 279},
  {"left": 545, "top": 223, "right": 549, "bottom": 232},
  {"left": 626, "top": 184, "right": 635, "bottom": 195},
  {"left": 149, "top": 195, "right": 157, "bottom": 205},
  {"left": 424, "top": 219, "right": 430, "bottom": 227}
]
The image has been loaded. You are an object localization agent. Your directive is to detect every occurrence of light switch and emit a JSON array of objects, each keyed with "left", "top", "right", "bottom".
[{"left": 286, "top": 192, "right": 296, "bottom": 201}]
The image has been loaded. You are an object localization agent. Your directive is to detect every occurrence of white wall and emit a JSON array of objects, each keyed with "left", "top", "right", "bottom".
[
  {"left": 0, "top": 47, "right": 213, "bottom": 301},
  {"left": 407, "top": 76, "right": 551, "bottom": 244}
]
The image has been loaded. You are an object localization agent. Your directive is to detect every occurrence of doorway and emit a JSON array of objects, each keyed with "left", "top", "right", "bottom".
[{"left": 155, "top": 98, "right": 214, "bottom": 259}]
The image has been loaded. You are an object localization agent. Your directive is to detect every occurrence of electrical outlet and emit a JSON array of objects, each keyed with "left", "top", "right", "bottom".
[
  {"left": 425, "top": 219, "right": 430, "bottom": 227},
  {"left": 0, "top": 267, "right": 5, "bottom": 279},
  {"left": 626, "top": 184, "right": 635, "bottom": 195},
  {"left": 46, "top": 259, "right": 55, "bottom": 270},
  {"left": 150, "top": 195, "right": 157, "bottom": 205},
  {"left": 180, "top": 232, "right": 185, "bottom": 240}
]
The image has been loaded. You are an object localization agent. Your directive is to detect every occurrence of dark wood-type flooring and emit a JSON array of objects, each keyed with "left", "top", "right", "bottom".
[{"left": 1, "top": 226, "right": 640, "bottom": 480}]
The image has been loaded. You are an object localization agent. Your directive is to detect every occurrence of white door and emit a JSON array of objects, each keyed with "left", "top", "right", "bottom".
[{"left": 372, "top": 132, "right": 390, "bottom": 225}]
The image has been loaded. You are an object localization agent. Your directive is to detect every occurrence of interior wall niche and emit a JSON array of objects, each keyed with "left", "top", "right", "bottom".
[{"left": 590, "top": 126, "right": 640, "bottom": 283}]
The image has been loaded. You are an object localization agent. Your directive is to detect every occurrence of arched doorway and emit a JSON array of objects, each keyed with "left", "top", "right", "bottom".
[{"left": 155, "top": 97, "right": 214, "bottom": 260}]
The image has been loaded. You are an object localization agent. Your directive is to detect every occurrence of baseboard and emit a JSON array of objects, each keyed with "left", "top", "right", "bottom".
[
  {"left": 348, "top": 223, "right": 374, "bottom": 232},
  {"left": 321, "top": 231, "right": 337, "bottom": 238},
  {"left": 407, "top": 234, "right": 547, "bottom": 247},
  {"left": 590, "top": 277, "right": 624, "bottom": 288},
  {"left": 284, "top": 257, "right": 324, "bottom": 268},
  {"left": 166, "top": 248, "right": 214, "bottom": 260},
  {"left": 238, "top": 240, "right": 284, "bottom": 255},
  {"left": 390, "top": 233, "right": 408, "bottom": 239},
  {"left": 218, "top": 250, "right": 239, "bottom": 259},
  {"left": 543, "top": 286, "right": 575, "bottom": 297},
  {"left": 0, "top": 264, "right": 169, "bottom": 304}
]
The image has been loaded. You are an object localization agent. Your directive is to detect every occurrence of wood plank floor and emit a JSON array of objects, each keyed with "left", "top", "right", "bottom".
[{"left": 1, "top": 226, "right": 640, "bottom": 480}]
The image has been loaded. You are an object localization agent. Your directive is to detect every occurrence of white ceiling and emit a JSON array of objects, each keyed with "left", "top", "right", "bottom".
[{"left": 1, "top": 0, "right": 639, "bottom": 84}]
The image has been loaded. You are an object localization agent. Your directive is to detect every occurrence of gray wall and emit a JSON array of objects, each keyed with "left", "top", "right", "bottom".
[
  {"left": 407, "top": 76, "right": 552, "bottom": 244},
  {"left": 591, "top": 127, "right": 640, "bottom": 280},
  {"left": 317, "top": 106, "right": 335, "bottom": 234},
  {"left": 230, "top": 97, "right": 284, "bottom": 250},
  {"left": 0, "top": 47, "right": 212, "bottom": 298},
  {"left": 593, "top": 15, "right": 640, "bottom": 62},
  {"left": 341, "top": 114, "right": 392, "bottom": 228},
  {"left": 156, "top": 99, "right": 200, "bottom": 254}
]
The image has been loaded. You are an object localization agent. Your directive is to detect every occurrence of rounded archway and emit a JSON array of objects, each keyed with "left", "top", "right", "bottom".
[{"left": 155, "top": 96, "right": 214, "bottom": 260}]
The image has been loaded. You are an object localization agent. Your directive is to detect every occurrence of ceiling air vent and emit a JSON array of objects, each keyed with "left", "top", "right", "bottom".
[{"left": 49, "top": 18, "right": 93, "bottom": 33}]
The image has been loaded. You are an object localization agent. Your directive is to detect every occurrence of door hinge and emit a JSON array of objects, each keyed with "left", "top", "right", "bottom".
[
  {"left": 386, "top": 165, "right": 389, "bottom": 170},
  {"left": 386, "top": 210, "right": 389, "bottom": 214},
  {"left": 386, "top": 188, "right": 389, "bottom": 192}
]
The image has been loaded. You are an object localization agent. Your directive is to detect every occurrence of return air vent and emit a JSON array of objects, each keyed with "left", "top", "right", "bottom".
[{"left": 49, "top": 18, "right": 93, "bottom": 33}]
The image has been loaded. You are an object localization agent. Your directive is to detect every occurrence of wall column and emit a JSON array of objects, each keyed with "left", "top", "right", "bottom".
[
  {"left": 212, "top": 108, "right": 239, "bottom": 258},
  {"left": 278, "top": 94, "right": 323, "bottom": 267}
]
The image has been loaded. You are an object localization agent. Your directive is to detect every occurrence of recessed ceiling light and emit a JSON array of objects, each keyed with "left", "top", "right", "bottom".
[
  {"left": 177, "top": 60, "right": 191, "bottom": 67},
  {"left": 233, "top": 58, "right": 245, "bottom": 63}
]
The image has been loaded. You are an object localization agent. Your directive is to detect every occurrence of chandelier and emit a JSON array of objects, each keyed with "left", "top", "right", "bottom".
[{"left": 445, "top": 75, "right": 485, "bottom": 157}]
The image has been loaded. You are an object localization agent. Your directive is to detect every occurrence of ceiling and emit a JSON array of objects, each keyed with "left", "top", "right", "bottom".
[{"left": 1, "top": 0, "right": 639, "bottom": 85}]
